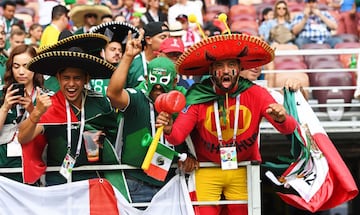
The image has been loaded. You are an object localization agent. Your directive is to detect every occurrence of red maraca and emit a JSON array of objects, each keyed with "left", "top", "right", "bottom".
[
  {"left": 155, "top": 90, "right": 186, "bottom": 113},
  {"left": 142, "top": 91, "right": 186, "bottom": 171}
]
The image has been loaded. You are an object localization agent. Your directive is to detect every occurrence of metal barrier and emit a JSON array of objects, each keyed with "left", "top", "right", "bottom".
[{"left": 0, "top": 161, "right": 261, "bottom": 215}]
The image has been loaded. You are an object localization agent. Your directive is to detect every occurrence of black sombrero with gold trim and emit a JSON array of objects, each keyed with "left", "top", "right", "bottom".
[
  {"left": 91, "top": 21, "right": 139, "bottom": 43},
  {"left": 90, "top": 21, "right": 139, "bottom": 52},
  {"left": 27, "top": 51, "right": 116, "bottom": 79},
  {"left": 37, "top": 33, "right": 109, "bottom": 55},
  {"left": 176, "top": 34, "right": 275, "bottom": 76}
]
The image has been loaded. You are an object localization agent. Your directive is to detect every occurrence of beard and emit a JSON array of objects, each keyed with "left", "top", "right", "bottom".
[{"left": 211, "top": 74, "right": 239, "bottom": 92}]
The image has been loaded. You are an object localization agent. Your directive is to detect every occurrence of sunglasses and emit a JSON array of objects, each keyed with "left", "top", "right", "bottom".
[{"left": 85, "top": 13, "right": 98, "bottom": 18}]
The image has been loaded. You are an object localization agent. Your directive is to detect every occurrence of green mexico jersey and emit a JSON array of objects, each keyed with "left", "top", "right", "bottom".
[{"left": 44, "top": 91, "right": 118, "bottom": 185}]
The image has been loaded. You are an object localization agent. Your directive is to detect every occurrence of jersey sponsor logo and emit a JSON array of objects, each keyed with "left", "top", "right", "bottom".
[
  {"left": 202, "top": 132, "right": 258, "bottom": 154},
  {"left": 204, "top": 104, "right": 252, "bottom": 141}
]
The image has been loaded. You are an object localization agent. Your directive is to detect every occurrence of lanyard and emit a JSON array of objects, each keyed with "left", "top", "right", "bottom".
[
  {"left": 213, "top": 94, "right": 240, "bottom": 146},
  {"left": 66, "top": 94, "right": 85, "bottom": 159}
]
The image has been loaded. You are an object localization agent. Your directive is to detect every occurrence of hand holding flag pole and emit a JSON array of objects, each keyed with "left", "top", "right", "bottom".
[{"left": 141, "top": 91, "right": 186, "bottom": 171}]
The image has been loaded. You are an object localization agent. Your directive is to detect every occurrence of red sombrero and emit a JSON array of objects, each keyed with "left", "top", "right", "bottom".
[{"left": 176, "top": 34, "right": 274, "bottom": 76}]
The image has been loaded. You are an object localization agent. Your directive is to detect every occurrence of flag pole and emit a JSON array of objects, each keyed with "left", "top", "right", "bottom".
[{"left": 141, "top": 126, "right": 164, "bottom": 170}]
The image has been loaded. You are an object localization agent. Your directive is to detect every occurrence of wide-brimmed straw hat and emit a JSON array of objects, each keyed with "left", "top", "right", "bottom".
[
  {"left": 176, "top": 34, "right": 275, "bottom": 76},
  {"left": 69, "top": 4, "right": 112, "bottom": 28},
  {"left": 37, "top": 33, "right": 108, "bottom": 55},
  {"left": 90, "top": 21, "right": 139, "bottom": 50},
  {"left": 28, "top": 51, "right": 116, "bottom": 79}
]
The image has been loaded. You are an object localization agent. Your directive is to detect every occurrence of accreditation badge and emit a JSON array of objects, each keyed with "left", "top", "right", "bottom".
[
  {"left": 220, "top": 146, "right": 238, "bottom": 170},
  {"left": 7, "top": 137, "right": 22, "bottom": 157},
  {"left": 60, "top": 153, "right": 75, "bottom": 180}
]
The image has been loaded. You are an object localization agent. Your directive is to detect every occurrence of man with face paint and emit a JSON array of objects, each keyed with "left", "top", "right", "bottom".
[
  {"left": 156, "top": 34, "right": 298, "bottom": 215},
  {"left": 107, "top": 31, "right": 198, "bottom": 205}
]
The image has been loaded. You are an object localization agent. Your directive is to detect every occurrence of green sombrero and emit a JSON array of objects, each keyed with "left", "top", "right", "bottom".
[
  {"left": 176, "top": 34, "right": 275, "bottom": 76},
  {"left": 37, "top": 33, "right": 108, "bottom": 55},
  {"left": 27, "top": 51, "right": 116, "bottom": 79}
]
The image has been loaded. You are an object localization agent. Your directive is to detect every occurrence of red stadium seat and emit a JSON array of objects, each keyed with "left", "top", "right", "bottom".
[
  {"left": 334, "top": 42, "right": 360, "bottom": 68},
  {"left": 229, "top": 4, "right": 256, "bottom": 19},
  {"left": 305, "top": 55, "right": 340, "bottom": 68},
  {"left": 230, "top": 13, "right": 257, "bottom": 23},
  {"left": 336, "top": 33, "right": 359, "bottom": 43},
  {"left": 275, "top": 61, "right": 308, "bottom": 70},
  {"left": 301, "top": 43, "right": 331, "bottom": 49},
  {"left": 230, "top": 20, "right": 258, "bottom": 34},
  {"left": 309, "top": 61, "right": 354, "bottom": 112},
  {"left": 274, "top": 55, "right": 305, "bottom": 66},
  {"left": 204, "top": 4, "right": 230, "bottom": 22}
]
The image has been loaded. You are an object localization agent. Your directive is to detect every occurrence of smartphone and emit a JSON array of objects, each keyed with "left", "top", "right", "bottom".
[{"left": 12, "top": 83, "right": 25, "bottom": 97}]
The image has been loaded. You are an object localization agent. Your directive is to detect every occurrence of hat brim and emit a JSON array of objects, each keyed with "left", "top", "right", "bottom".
[
  {"left": 37, "top": 33, "right": 108, "bottom": 55},
  {"left": 169, "top": 29, "right": 186, "bottom": 37},
  {"left": 28, "top": 51, "right": 116, "bottom": 79},
  {"left": 90, "top": 21, "right": 139, "bottom": 46},
  {"left": 176, "top": 34, "right": 274, "bottom": 76},
  {"left": 69, "top": 5, "right": 112, "bottom": 27}
]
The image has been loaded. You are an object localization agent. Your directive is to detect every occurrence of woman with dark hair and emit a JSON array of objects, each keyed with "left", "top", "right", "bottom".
[{"left": 0, "top": 44, "right": 43, "bottom": 183}]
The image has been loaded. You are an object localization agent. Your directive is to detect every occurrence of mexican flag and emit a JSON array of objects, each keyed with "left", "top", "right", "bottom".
[
  {"left": 0, "top": 174, "right": 195, "bottom": 215},
  {"left": 266, "top": 90, "right": 358, "bottom": 212},
  {"left": 144, "top": 142, "right": 181, "bottom": 181}
]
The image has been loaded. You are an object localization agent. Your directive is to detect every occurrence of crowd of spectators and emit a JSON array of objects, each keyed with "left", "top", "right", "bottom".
[{"left": 0, "top": 0, "right": 358, "bottom": 214}]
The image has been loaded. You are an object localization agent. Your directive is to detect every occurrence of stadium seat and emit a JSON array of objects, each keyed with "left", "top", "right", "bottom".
[
  {"left": 305, "top": 55, "right": 339, "bottom": 68},
  {"left": 334, "top": 42, "right": 360, "bottom": 68},
  {"left": 275, "top": 61, "right": 307, "bottom": 70},
  {"left": 274, "top": 55, "right": 305, "bottom": 66},
  {"left": 204, "top": 4, "right": 229, "bottom": 22},
  {"left": 309, "top": 61, "right": 354, "bottom": 113},
  {"left": 230, "top": 20, "right": 258, "bottom": 34},
  {"left": 229, "top": 4, "right": 256, "bottom": 19},
  {"left": 336, "top": 33, "right": 359, "bottom": 43},
  {"left": 230, "top": 13, "right": 257, "bottom": 23},
  {"left": 255, "top": 2, "right": 273, "bottom": 21},
  {"left": 301, "top": 43, "right": 331, "bottom": 49}
]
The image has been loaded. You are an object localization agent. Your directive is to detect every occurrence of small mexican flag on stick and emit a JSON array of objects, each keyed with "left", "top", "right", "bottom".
[{"left": 142, "top": 133, "right": 187, "bottom": 181}]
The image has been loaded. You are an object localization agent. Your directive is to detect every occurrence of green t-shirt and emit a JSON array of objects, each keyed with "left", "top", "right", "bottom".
[
  {"left": 121, "top": 88, "right": 188, "bottom": 187},
  {"left": 126, "top": 54, "right": 146, "bottom": 88},
  {"left": 0, "top": 103, "right": 27, "bottom": 182},
  {"left": 89, "top": 78, "right": 110, "bottom": 97},
  {"left": 0, "top": 54, "right": 8, "bottom": 87},
  {"left": 43, "top": 91, "right": 118, "bottom": 185},
  {"left": 44, "top": 76, "right": 60, "bottom": 93}
]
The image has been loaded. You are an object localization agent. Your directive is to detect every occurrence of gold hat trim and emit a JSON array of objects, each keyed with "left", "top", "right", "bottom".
[{"left": 28, "top": 51, "right": 116, "bottom": 72}]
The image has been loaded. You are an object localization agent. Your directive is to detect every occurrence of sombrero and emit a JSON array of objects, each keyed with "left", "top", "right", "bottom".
[
  {"left": 27, "top": 51, "right": 116, "bottom": 79},
  {"left": 69, "top": 4, "right": 112, "bottom": 28},
  {"left": 176, "top": 34, "right": 275, "bottom": 76},
  {"left": 90, "top": 21, "right": 139, "bottom": 51},
  {"left": 37, "top": 33, "right": 109, "bottom": 55}
]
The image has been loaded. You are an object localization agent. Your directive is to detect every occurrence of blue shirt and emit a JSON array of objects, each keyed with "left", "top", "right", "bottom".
[{"left": 291, "top": 11, "right": 336, "bottom": 43}]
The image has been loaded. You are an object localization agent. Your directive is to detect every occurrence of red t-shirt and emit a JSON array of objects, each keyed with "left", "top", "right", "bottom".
[{"left": 166, "top": 85, "right": 297, "bottom": 163}]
